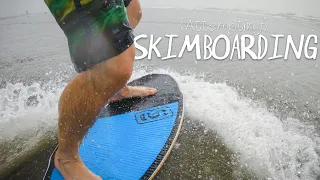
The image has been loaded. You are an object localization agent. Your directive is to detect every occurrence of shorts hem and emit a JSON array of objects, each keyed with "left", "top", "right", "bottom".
[{"left": 72, "top": 31, "right": 135, "bottom": 73}]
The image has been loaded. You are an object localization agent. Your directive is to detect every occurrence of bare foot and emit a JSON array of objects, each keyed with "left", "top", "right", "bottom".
[
  {"left": 54, "top": 150, "right": 102, "bottom": 180},
  {"left": 110, "top": 85, "right": 157, "bottom": 102}
]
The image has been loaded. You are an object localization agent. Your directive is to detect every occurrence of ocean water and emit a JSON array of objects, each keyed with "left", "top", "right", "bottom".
[
  {"left": 0, "top": 2, "right": 320, "bottom": 180},
  {"left": 1, "top": 0, "right": 320, "bottom": 19},
  {"left": 140, "top": 0, "right": 320, "bottom": 19}
]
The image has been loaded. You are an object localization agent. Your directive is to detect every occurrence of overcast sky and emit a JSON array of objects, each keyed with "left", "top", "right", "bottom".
[{"left": 0, "top": 0, "right": 319, "bottom": 18}]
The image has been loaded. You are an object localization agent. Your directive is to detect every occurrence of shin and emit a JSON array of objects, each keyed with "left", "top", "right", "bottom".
[{"left": 56, "top": 45, "right": 135, "bottom": 156}]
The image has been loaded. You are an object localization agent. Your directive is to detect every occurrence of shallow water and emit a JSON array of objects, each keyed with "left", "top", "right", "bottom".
[{"left": 0, "top": 6, "right": 320, "bottom": 180}]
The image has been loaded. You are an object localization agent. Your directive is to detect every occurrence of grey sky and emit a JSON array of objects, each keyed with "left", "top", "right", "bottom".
[{"left": 0, "top": 0, "right": 319, "bottom": 18}]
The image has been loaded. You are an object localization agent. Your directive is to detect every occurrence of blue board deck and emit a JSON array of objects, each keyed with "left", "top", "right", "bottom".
[{"left": 43, "top": 74, "right": 184, "bottom": 180}]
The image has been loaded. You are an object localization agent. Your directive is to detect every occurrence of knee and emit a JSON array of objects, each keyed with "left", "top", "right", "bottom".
[
  {"left": 93, "top": 44, "right": 135, "bottom": 86},
  {"left": 127, "top": 0, "right": 142, "bottom": 27}
]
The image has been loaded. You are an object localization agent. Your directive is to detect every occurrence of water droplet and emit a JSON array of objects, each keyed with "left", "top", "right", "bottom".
[{"left": 174, "top": 143, "right": 181, "bottom": 149}]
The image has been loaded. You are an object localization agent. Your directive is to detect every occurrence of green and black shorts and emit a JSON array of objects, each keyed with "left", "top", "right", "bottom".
[{"left": 45, "top": 0, "right": 134, "bottom": 73}]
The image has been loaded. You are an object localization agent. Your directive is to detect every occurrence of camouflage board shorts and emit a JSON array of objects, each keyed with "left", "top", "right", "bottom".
[{"left": 45, "top": 0, "right": 134, "bottom": 72}]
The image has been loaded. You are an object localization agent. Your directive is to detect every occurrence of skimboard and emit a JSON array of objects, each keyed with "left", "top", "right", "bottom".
[{"left": 43, "top": 74, "right": 184, "bottom": 180}]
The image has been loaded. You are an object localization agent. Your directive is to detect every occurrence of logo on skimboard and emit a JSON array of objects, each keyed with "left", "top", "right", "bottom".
[{"left": 135, "top": 106, "right": 174, "bottom": 124}]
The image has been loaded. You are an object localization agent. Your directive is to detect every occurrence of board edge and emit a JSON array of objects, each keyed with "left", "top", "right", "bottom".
[
  {"left": 43, "top": 145, "right": 58, "bottom": 180},
  {"left": 149, "top": 98, "right": 184, "bottom": 180}
]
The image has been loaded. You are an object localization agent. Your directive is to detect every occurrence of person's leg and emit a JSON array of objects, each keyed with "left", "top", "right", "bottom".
[
  {"left": 43, "top": 0, "right": 156, "bottom": 179},
  {"left": 54, "top": 44, "right": 136, "bottom": 180},
  {"left": 111, "top": 0, "right": 158, "bottom": 102},
  {"left": 125, "top": 0, "right": 142, "bottom": 29}
]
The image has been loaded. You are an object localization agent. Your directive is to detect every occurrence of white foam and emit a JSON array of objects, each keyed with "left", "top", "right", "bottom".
[
  {"left": 0, "top": 68, "right": 319, "bottom": 179},
  {"left": 0, "top": 82, "right": 64, "bottom": 140},
  {"left": 132, "top": 69, "right": 320, "bottom": 179}
]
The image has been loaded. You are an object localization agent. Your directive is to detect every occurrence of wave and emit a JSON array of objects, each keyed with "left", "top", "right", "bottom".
[{"left": 0, "top": 68, "right": 319, "bottom": 179}]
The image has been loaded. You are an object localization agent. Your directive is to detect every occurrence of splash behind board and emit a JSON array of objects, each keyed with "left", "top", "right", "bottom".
[{"left": 43, "top": 74, "right": 184, "bottom": 180}]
